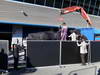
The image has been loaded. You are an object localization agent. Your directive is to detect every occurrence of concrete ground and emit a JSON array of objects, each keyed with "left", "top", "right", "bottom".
[{"left": 2, "top": 62, "right": 100, "bottom": 75}]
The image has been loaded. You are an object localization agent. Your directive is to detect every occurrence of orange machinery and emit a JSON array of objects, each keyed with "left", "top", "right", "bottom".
[{"left": 60, "top": 6, "right": 92, "bottom": 26}]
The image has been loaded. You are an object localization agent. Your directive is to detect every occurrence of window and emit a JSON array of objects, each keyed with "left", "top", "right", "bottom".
[{"left": 46, "top": 0, "right": 54, "bottom": 7}]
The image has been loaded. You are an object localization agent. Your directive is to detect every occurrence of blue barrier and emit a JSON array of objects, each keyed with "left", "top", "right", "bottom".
[{"left": 80, "top": 28, "right": 94, "bottom": 40}]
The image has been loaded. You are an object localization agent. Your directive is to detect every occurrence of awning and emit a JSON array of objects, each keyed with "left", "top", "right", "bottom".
[
  {"left": 0, "top": 0, "right": 100, "bottom": 28},
  {"left": 0, "top": 20, "right": 59, "bottom": 27}
]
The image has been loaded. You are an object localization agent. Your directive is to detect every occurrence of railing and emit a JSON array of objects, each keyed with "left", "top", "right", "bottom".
[{"left": 0, "top": 40, "right": 100, "bottom": 71}]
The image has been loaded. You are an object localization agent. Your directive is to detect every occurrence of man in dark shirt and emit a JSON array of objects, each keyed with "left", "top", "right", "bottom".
[
  {"left": 13, "top": 44, "right": 19, "bottom": 70},
  {"left": 0, "top": 48, "right": 8, "bottom": 70}
]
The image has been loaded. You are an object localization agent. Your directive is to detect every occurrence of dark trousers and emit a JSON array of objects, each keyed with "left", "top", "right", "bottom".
[
  {"left": 80, "top": 54, "right": 87, "bottom": 65},
  {"left": 14, "top": 57, "right": 18, "bottom": 69}
]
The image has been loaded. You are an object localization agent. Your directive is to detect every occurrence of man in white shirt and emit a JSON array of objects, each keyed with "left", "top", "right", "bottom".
[
  {"left": 68, "top": 31, "right": 78, "bottom": 41},
  {"left": 77, "top": 39, "right": 89, "bottom": 65}
]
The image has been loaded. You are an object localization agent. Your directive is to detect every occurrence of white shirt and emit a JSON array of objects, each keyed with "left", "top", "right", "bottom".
[
  {"left": 77, "top": 41, "right": 88, "bottom": 54},
  {"left": 69, "top": 32, "right": 78, "bottom": 41}
]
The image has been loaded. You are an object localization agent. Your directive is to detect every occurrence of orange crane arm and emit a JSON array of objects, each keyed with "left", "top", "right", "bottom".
[{"left": 60, "top": 6, "right": 92, "bottom": 26}]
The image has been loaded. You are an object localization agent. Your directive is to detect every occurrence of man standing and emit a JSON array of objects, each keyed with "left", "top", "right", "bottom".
[
  {"left": 77, "top": 39, "right": 89, "bottom": 65},
  {"left": 68, "top": 30, "right": 78, "bottom": 41},
  {"left": 13, "top": 44, "right": 19, "bottom": 70},
  {"left": 60, "top": 22, "right": 68, "bottom": 40}
]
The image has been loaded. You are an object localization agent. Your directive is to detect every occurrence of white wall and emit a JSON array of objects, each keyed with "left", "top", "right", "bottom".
[{"left": 12, "top": 25, "right": 23, "bottom": 45}]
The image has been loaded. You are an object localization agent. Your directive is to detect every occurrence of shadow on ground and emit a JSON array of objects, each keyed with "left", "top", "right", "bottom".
[{"left": 7, "top": 67, "right": 37, "bottom": 75}]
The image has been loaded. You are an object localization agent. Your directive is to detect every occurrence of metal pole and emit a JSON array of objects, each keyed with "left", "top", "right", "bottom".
[
  {"left": 88, "top": 40, "right": 91, "bottom": 64},
  {"left": 26, "top": 38, "right": 28, "bottom": 67},
  {"left": 83, "top": 0, "right": 86, "bottom": 7},
  {"left": 61, "top": 0, "right": 64, "bottom": 9},
  {"left": 69, "top": 0, "right": 72, "bottom": 6},
  {"left": 92, "top": 0, "right": 98, "bottom": 15},
  {"left": 97, "top": 5, "right": 100, "bottom": 16},
  {"left": 53, "top": 0, "right": 56, "bottom": 7},
  {"left": 76, "top": 0, "right": 79, "bottom": 6},
  {"left": 34, "top": 0, "right": 36, "bottom": 4},
  {"left": 87, "top": 0, "right": 91, "bottom": 13},
  {"left": 59, "top": 40, "right": 62, "bottom": 67},
  {"left": 44, "top": 0, "right": 47, "bottom": 6}
]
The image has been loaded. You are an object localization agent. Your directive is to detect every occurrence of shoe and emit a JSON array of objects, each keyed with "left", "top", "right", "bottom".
[{"left": 82, "top": 63, "right": 86, "bottom": 65}]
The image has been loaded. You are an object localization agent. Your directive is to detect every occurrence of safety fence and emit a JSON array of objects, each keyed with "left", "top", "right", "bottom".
[
  {"left": 0, "top": 40, "right": 100, "bottom": 70},
  {"left": 27, "top": 40, "right": 100, "bottom": 67}
]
